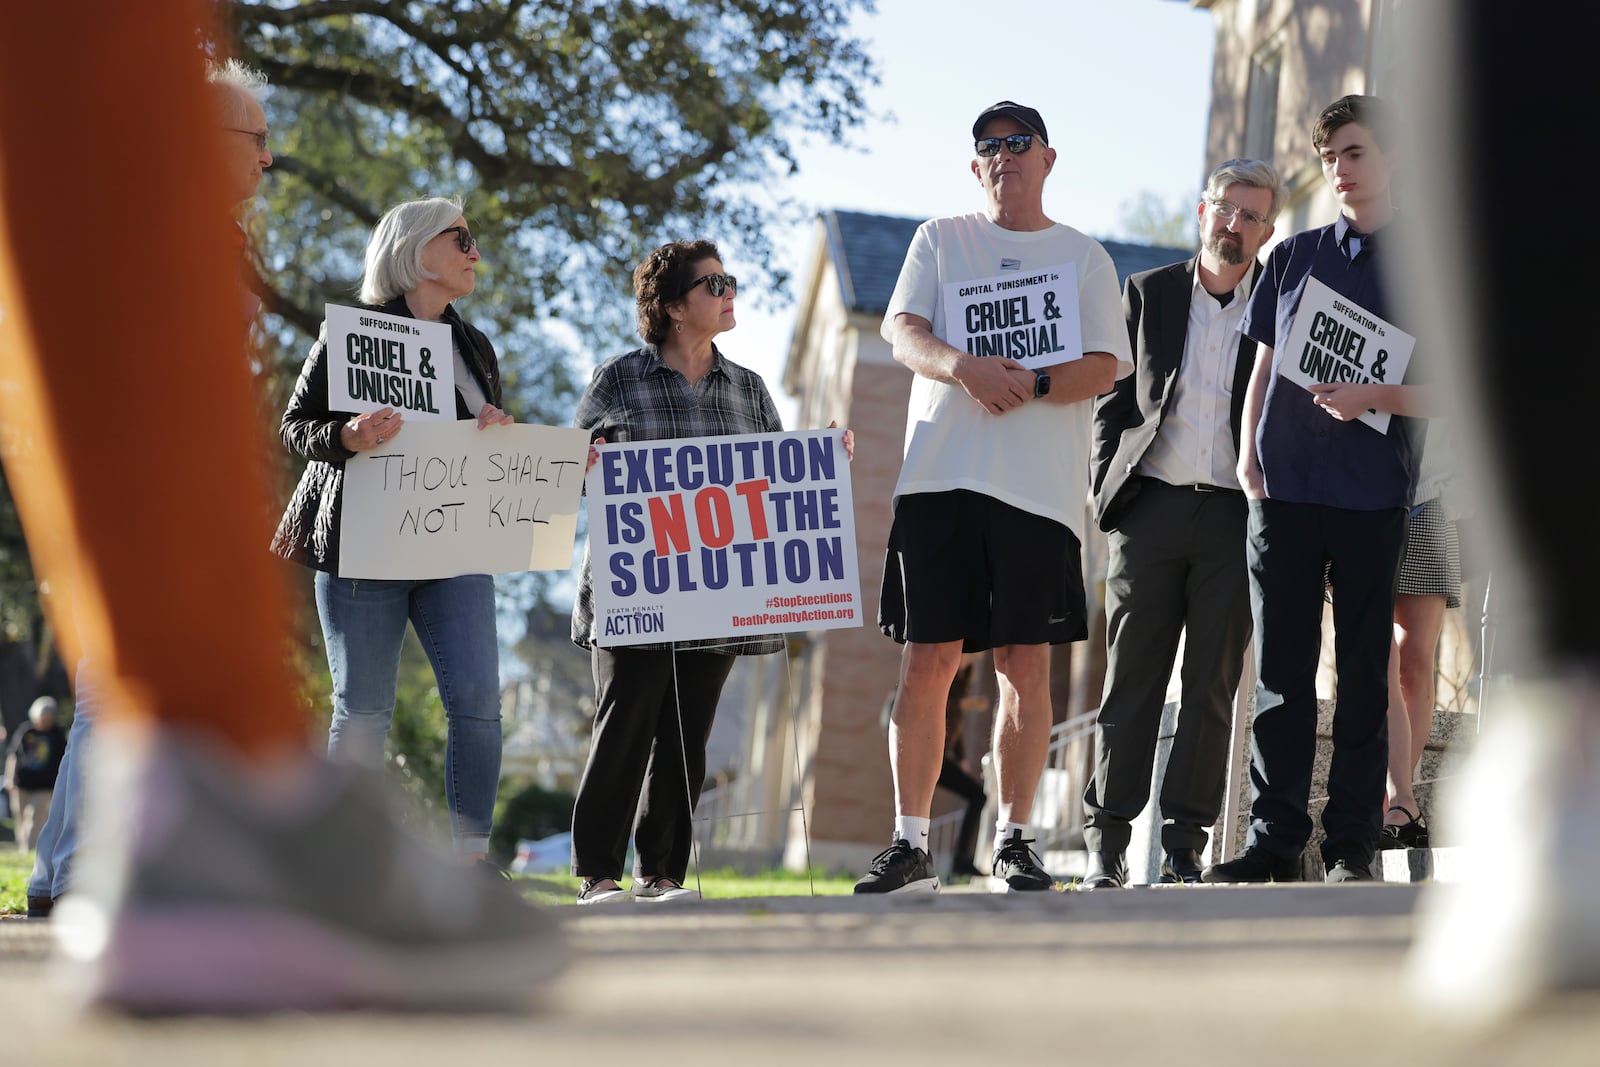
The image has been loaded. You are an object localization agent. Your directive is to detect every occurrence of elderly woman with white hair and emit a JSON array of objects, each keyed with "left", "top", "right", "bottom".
[{"left": 272, "top": 196, "right": 512, "bottom": 862}]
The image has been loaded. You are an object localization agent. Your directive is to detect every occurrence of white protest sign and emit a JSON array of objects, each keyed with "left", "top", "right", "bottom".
[
  {"left": 941, "top": 262, "right": 1081, "bottom": 371},
  {"left": 339, "top": 420, "right": 589, "bottom": 579},
  {"left": 325, "top": 304, "right": 456, "bottom": 421},
  {"left": 1277, "top": 277, "right": 1415, "bottom": 433},
  {"left": 586, "top": 429, "right": 863, "bottom": 648}
]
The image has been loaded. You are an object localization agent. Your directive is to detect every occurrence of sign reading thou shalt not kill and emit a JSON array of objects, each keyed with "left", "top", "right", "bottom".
[
  {"left": 942, "top": 263, "right": 1082, "bottom": 370},
  {"left": 324, "top": 303, "right": 456, "bottom": 421},
  {"left": 587, "top": 428, "right": 863, "bottom": 647},
  {"left": 1276, "top": 277, "right": 1415, "bottom": 433},
  {"left": 338, "top": 420, "right": 590, "bottom": 580}
]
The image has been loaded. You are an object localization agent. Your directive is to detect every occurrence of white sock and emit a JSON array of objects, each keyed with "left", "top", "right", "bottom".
[
  {"left": 994, "top": 821, "right": 1029, "bottom": 853},
  {"left": 894, "top": 815, "right": 931, "bottom": 851}
]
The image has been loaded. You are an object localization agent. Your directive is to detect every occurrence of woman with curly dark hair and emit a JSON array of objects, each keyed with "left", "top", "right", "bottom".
[{"left": 567, "top": 239, "right": 784, "bottom": 904}]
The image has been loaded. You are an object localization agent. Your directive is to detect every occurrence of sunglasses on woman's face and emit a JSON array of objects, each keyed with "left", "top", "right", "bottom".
[
  {"left": 974, "top": 133, "right": 1035, "bottom": 157},
  {"left": 438, "top": 226, "right": 477, "bottom": 254},
  {"left": 685, "top": 272, "right": 738, "bottom": 298}
]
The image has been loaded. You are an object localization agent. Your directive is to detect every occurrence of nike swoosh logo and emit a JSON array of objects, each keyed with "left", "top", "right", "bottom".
[{"left": 1048, "top": 615, "right": 1068, "bottom": 624}]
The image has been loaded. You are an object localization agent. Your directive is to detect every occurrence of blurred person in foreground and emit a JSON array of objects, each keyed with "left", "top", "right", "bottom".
[
  {"left": 271, "top": 195, "right": 514, "bottom": 864},
  {"left": 569, "top": 240, "right": 851, "bottom": 904},
  {"left": 0, "top": 3, "right": 562, "bottom": 1012},
  {"left": 1402, "top": 1, "right": 1600, "bottom": 1023},
  {"left": 22, "top": 56, "right": 273, "bottom": 922}
]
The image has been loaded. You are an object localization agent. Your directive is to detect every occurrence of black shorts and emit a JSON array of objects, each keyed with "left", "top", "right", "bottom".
[{"left": 878, "top": 489, "right": 1087, "bottom": 651}]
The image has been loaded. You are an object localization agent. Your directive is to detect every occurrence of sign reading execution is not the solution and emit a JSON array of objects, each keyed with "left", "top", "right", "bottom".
[
  {"left": 339, "top": 421, "right": 589, "bottom": 579},
  {"left": 587, "top": 429, "right": 863, "bottom": 647},
  {"left": 325, "top": 303, "right": 456, "bottom": 420},
  {"left": 941, "top": 263, "right": 1081, "bottom": 370}
]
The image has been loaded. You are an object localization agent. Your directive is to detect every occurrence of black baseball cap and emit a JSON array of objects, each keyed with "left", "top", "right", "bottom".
[{"left": 971, "top": 101, "right": 1049, "bottom": 144}]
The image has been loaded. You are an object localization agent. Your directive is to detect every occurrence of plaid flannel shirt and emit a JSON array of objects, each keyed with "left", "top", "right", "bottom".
[{"left": 571, "top": 344, "right": 786, "bottom": 655}]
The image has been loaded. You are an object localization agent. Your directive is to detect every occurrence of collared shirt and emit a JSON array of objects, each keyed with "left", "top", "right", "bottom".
[
  {"left": 570, "top": 344, "right": 785, "bottom": 654},
  {"left": 1139, "top": 265, "right": 1254, "bottom": 489},
  {"left": 1240, "top": 216, "right": 1423, "bottom": 511}
]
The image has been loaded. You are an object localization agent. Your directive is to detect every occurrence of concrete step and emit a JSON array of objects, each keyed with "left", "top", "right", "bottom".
[{"left": 1377, "top": 845, "right": 1468, "bottom": 883}]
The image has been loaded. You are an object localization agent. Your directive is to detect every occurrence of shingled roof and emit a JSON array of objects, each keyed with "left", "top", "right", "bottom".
[{"left": 818, "top": 208, "right": 1192, "bottom": 316}]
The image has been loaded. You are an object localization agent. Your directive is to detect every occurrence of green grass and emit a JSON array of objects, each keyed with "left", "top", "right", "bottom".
[
  {"left": 0, "top": 849, "right": 34, "bottom": 914},
  {"left": 518, "top": 867, "right": 858, "bottom": 907},
  {"left": 0, "top": 853, "right": 858, "bottom": 915}
]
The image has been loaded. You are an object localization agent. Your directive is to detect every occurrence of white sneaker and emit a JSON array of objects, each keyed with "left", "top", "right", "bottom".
[
  {"left": 575, "top": 879, "right": 631, "bottom": 905},
  {"left": 53, "top": 725, "right": 565, "bottom": 1014},
  {"left": 631, "top": 877, "right": 701, "bottom": 902},
  {"left": 1409, "top": 675, "right": 1600, "bottom": 1023}
]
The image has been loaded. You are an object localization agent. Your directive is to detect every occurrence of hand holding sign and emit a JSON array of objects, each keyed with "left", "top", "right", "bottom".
[
  {"left": 342, "top": 407, "right": 404, "bottom": 452},
  {"left": 1309, "top": 382, "right": 1380, "bottom": 422},
  {"left": 475, "top": 402, "right": 514, "bottom": 429}
]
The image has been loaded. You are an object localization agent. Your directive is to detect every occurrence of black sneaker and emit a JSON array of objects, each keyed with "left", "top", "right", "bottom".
[
  {"left": 853, "top": 840, "right": 939, "bottom": 895},
  {"left": 1200, "top": 845, "right": 1301, "bottom": 883},
  {"left": 990, "top": 832, "right": 1054, "bottom": 893},
  {"left": 26, "top": 895, "right": 55, "bottom": 920}
]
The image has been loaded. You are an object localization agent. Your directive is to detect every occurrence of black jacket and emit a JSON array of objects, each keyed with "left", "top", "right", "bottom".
[
  {"left": 1090, "top": 256, "right": 1260, "bottom": 532},
  {"left": 270, "top": 294, "right": 503, "bottom": 571}
]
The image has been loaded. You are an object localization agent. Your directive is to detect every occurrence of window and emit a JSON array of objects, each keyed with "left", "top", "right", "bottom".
[{"left": 1244, "top": 42, "right": 1283, "bottom": 163}]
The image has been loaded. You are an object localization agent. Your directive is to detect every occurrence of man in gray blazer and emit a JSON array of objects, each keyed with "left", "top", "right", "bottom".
[{"left": 1080, "top": 159, "right": 1283, "bottom": 887}]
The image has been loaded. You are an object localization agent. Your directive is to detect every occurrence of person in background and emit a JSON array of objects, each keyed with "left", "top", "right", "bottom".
[
  {"left": 1379, "top": 426, "right": 1460, "bottom": 850},
  {"left": 1080, "top": 158, "right": 1282, "bottom": 889},
  {"left": 6, "top": 697, "right": 68, "bottom": 851},
  {"left": 272, "top": 195, "right": 515, "bottom": 864}
]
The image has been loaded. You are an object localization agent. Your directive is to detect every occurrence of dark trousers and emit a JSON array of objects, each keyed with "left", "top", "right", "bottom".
[
  {"left": 937, "top": 758, "right": 987, "bottom": 871},
  {"left": 1245, "top": 498, "right": 1406, "bottom": 865},
  {"left": 1083, "top": 482, "right": 1252, "bottom": 854},
  {"left": 570, "top": 647, "right": 735, "bottom": 882}
]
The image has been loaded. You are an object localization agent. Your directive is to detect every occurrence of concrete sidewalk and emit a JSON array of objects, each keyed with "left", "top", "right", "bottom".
[{"left": 3, "top": 884, "right": 1596, "bottom": 1065}]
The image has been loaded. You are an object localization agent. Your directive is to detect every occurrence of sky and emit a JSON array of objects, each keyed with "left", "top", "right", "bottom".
[{"left": 731, "top": 0, "right": 1218, "bottom": 423}]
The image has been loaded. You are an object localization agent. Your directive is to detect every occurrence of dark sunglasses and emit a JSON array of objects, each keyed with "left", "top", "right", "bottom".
[
  {"left": 684, "top": 271, "right": 738, "bottom": 298},
  {"left": 974, "top": 133, "right": 1036, "bottom": 158},
  {"left": 438, "top": 226, "right": 477, "bottom": 254}
]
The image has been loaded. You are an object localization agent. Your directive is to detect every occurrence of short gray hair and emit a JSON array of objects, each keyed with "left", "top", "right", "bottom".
[
  {"left": 359, "top": 197, "right": 466, "bottom": 304},
  {"left": 1202, "top": 158, "right": 1285, "bottom": 220},
  {"left": 204, "top": 58, "right": 267, "bottom": 125}
]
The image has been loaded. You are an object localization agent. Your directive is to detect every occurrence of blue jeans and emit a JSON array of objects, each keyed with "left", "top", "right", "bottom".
[
  {"left": 315, "top": 571, "right": 502, "bottom": 854},
  {"left": 28, "top": 657, "right": 97, "bottom": 900}
]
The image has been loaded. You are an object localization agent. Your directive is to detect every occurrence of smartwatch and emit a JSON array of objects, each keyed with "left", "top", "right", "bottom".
[{"left": 1032, "top": 369, "right": 1051, "bottom": 398}]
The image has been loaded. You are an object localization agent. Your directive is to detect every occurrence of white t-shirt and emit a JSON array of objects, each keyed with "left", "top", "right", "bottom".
[{"left": 881, "top": 212, "right": 1132, "bottom": 539}]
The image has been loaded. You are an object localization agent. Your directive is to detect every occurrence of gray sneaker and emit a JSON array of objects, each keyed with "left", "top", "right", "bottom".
[{"left": 53, "top": 727, "right": 566, "bottom": 1013}]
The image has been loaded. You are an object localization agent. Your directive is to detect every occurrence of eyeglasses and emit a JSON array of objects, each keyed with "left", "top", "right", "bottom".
[
  {"left": 225, "top": 127, "right": 270, "bottom": 151},
  {"left": 438, "top": 226, "right": 478, "bottom": 254},
  {"left": 684, "top": 272, "right": 738, "bottom": 298},
  {"left": 974, "top": 134, "right": 1035, "bottom": 157},
  {"left": 1208, "top": 199, "right": 1270, "bottom": 228}
]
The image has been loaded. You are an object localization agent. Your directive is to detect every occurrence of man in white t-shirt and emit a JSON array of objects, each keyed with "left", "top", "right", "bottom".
[{"left": 854, "top": 101, "right": 1133, "bottom": 895}]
